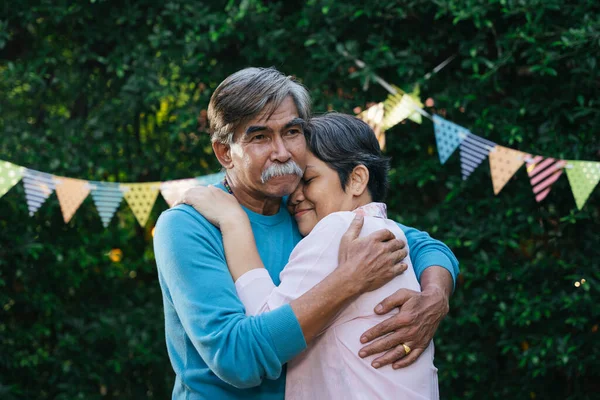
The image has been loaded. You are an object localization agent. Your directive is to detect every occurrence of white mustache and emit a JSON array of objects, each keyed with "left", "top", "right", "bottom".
[{"left": 261, "top": 161, "right": 303, "bottom": 184}]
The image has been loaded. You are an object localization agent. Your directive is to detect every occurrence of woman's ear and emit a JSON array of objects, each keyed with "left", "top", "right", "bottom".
[
  {"left": 213, "top": 141, "right": 234, "bottom": 169},
  {"left": 349, "top": 165, "right": 369, "bottom": 197}
]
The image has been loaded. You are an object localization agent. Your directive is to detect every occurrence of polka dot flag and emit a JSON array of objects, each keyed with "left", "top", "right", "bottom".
[
  {"left": 565, "top": 161, "right": 600, "bottom": 210},
  {"left": 433, "top": 115, "right": 469, "bottom": 165},
  {"left": 90, "top": 182, "right": 124, "bottom": 228},
  {"left": 488, "top": 146, "right": 527, "bottom": 195},
  {"left": 0, "top": 160, "right": 24, "bottom": 199},
  {"left": 121, "top": 182, "right": 161, "bottom": 227}
]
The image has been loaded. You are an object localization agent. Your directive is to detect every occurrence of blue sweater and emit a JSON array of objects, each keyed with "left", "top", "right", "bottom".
[{"left": 154, "top": 202, "right": 459, "bottom": 399}]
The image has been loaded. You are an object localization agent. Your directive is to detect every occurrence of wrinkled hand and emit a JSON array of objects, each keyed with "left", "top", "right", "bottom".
[
  {"left": 359, "top": 286, "right": 449, "bottom": 369},
  {"left": 175, "top": 185, "right": 245, "bottom": 228},
  {"left": 337, "top": 215, "right": 409, "bottom": 294}
]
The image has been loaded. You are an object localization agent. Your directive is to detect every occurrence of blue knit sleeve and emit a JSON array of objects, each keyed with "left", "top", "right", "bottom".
[
  {"left": 154, "top": 205, "right": 306, "bottom": 389},
  {"left": 396, "top": 222, "right": 459, "bottom": 289}
]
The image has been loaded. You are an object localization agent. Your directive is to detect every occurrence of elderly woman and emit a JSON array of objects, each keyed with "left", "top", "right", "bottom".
[{"left": 184, "top": 113, "right": 439, "bottom": 400}]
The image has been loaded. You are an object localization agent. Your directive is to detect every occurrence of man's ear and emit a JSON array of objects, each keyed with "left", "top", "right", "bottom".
[
  {"left": 349, "top": 165, "right": 369, "bottom": 196},
  {"left": 213, "top": 141, "right": 233, "bottom": 169}
]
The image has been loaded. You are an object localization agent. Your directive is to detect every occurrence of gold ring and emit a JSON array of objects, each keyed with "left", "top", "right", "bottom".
[{"left": 402, "top": 343, "right": 411, "bottom": 355}]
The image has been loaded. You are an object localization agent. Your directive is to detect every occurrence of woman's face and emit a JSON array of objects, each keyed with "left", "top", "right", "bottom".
[{"left": 287, "top": 152, "right": 355, "bottom": 236}]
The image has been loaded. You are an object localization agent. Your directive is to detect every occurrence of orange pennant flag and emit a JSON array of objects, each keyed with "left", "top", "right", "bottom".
[
  {"left": 53, "top": 177, "right": 90, "bottom": 223},
  {"left": 488, "top": 146, "right": 527, "bottom": 195}
]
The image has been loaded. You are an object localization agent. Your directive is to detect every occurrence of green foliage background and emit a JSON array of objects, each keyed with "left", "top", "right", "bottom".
[{"left": 1, "top": 1, "right": 599, "bottom": 399}]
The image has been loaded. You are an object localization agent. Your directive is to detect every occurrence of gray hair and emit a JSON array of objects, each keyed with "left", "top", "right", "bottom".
[
  {"left": 261, "top": 160, "right": 304, "bottom": 184},
  {"left": 207, "top": 67, "right": 312, "bottom": 144},
  {"left": 305, "top": 113, "right": 391, "bottom": 202}
]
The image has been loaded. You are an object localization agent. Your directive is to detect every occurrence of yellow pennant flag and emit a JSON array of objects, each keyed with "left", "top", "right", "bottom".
[
  {"left": 357, "top": 102, "right": 386, "bottom": 149},
  {"left": 489, "top": 146, "right": 527, "bottom": 195},
  {"left": 407, "top": 86, "right": 424, "bottom": 125},
  {"left": 121, "top": 182, "right": 161, "bottom": 227},
  {"left": 53, "top": 177, "right": 90, "bottom": 223},
  {"left": 565, "top": 161, "right": 600, "bottom": 210},
  {"left": 383, "top": 93, "right": 417, "bottom": 130}
]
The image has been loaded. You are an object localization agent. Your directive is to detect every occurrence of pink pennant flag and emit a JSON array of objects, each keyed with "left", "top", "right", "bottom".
[{"left": 526, "top": 156, "right": 566, "bottom": 202}]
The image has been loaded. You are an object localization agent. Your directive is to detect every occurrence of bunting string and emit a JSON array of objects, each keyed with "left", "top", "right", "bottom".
[
  {"left": 0, "top": 162, "right": 224, "bottom": 228},
  {"left": 351, "top": 59, "right": 599, "bottom": 209}
]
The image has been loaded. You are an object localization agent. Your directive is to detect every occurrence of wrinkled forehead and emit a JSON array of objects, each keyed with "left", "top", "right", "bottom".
[{"left": 232, "top": 97, "right": 303, "bottom": 141}]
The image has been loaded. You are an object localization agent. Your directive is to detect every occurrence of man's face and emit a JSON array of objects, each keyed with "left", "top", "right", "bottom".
[{"left": 229, "top": 96, "right": 307, "bottom": 198}]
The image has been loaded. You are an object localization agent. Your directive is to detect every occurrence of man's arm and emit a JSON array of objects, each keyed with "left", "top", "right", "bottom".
[
  {"left": 154, "top": 206, "right": 305, "bottom": 389},
  {"left": 155, "top": 206, "right": 407, "bottom": 388},
  {"left": 357, "top": 223, "right": 459, "bottom": 369},
  {"left": 220, "top": 212, "right": 408, "bottom": 344},
  {"left": 399, "top": 223, "right": 459, "bottom": 288}
]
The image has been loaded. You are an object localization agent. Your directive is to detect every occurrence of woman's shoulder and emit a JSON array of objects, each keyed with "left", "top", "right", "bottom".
[{"left": 309, "top": 211, "right": 357, "bottom": 235}]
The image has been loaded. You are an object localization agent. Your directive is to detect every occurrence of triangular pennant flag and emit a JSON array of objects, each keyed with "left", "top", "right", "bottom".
[
  {"left": 407, "top": 86, "right": 424, "bottom": 124},
  {"left": 488, "top": 146, "right": 527, "bottom": 195},
  {"left": 121, "top": 182, "right": 161, "bottom": 227},
  {"left": 357, "top": 103, "right": 386, "bottom": 149},
  {"left": 525, "top": 156, "right": 567, "bottom": 203},
  {"left": 0, "top": 160, "right": 24, "bottom": 198},
  {"left": 160, "top": 178, "right": 202, "bottom": 207},
  {"left": 459, "top": 133, "right": 496, "bottom": 180},
  {"left": 433, "top": 115, "right": 469, "bottom": 164},
  {"left": 53, "top": 176, "right": 90, "bottom": 223},
  {"left": 90, "top": 182, "right": 124, "bottom": 227},
  {"left": 565, "top": 161, "right": 600, "bottom": 210},
  {"left": 196, "top": 171, "right": 226, "bottom": 186},
  {"left": 383, "top": 93, "right": 415, "bottom": 130},
  {"left": 22, "top": 169, "right": 56, "bottom": 216}
]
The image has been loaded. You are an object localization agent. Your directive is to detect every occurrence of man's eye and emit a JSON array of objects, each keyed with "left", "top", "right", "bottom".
[
  {"left": 287, "top": 129, "right": 301, "bottom": 135},
  {"left": 252, "top": 134, "right": 266, "bottom": 141}
]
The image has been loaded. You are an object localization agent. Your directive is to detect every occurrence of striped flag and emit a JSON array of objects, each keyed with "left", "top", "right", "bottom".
[
  {"left": 525, "top": 156, "right": 566, "bottom": 202},
  {"left": 22, "top": 169, "right": 56, "bottom": 216},
  {"left": 90, "top": 182, "right": 124, "bottom": 227},
  {"left": 459, "top": 134, "right": 497, "bottom": 180}
]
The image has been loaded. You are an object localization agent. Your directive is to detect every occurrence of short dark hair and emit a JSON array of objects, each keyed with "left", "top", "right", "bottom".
[
  {"left": 305, "top": 113, "right": 390, "bottom": 202},
  {"left": 208, "top": 67, "right": 311, "bottom": 144}
]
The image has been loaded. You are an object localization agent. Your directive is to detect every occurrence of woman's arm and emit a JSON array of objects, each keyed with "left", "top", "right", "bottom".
[{"left": 180, "top": 186, "right": 409, "bottom": 344}]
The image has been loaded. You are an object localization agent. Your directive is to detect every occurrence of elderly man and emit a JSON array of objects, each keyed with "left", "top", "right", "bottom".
[{"left": 154, "top": 67, "right": 458, "bottom": 399}]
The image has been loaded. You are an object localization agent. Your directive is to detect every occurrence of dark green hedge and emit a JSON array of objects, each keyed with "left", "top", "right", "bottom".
[{"left": 1, "top": 1, "right": 598, "bottom": 399}]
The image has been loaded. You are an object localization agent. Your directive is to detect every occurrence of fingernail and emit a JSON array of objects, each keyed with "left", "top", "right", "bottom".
[
  {"left": 375, "top": 304, "right": 383, "bottom": 313},
  {"left": 359, "top": 351, "right": 367, "bottom": 358},
  {"left": 372, "top": 362, "right": 380, "bottom": 368},
  {"left": 393, "top": 364, "right": 400, "bottom": 369},
  {"left": 354, "top": 214, "right": 361, "bottom": 220},
  {"left": 360, "top": 336, "right": 368, "bottom": 343}
]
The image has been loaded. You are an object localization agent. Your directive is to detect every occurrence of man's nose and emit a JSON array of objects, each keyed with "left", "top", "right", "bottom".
[{"left": 270, "top": 134, "right": 292, "bottom": 162}]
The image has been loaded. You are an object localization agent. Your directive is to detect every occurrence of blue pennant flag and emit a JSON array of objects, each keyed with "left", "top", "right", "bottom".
[
  {"left": 23, "top": 169, "right": 56, "bottom": 216},
  {"left": 433, "top": 115, "right": 469, "bottom": 164},
  {"left": 459, "top": 133, "right": 497, "bottom": 180},
  {"left": 90, "top": 182, "right": 124, "bottom": 228}
]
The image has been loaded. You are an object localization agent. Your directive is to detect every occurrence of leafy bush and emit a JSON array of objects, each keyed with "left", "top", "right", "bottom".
[{"left": 1, "top": 1, "right": 598, "bottom": 398}]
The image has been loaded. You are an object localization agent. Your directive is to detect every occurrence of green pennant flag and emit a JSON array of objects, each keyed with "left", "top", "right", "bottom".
[
  {"left": 565, "top": 161, "right": 600, "bottom": 210},
  {"left": 0, "top": 160, "right": 24, "bottom": 199}
]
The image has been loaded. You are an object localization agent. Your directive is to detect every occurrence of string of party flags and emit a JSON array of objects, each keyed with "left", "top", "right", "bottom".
[
  {"left": 355, "top": 85, "right": 600, "bottom": 210},
  {"left": 0, "top": 160, "right": 224, "bottom": 227}
]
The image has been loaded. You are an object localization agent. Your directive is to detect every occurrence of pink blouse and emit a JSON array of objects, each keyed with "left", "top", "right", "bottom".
[{"left": 235, "top": 203, "right": 439, "bottom": 399}]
